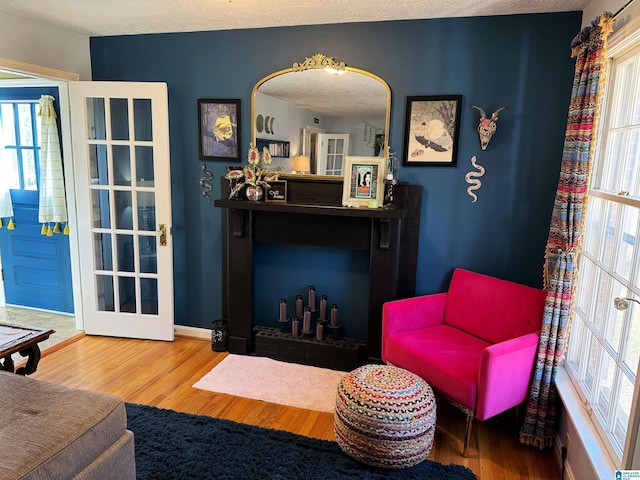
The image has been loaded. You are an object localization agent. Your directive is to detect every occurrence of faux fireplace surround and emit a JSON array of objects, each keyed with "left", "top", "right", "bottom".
[{"left": 214, "top": 175, "right": 422, "bottom": 365}]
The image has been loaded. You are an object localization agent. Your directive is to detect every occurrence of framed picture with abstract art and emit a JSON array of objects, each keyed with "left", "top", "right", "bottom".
[
  {"left": 402, "top": 95, "right": 462, "bottom": 167},
  {"left": 198, "top": 98, "right": 241, "bottom": 161},
  {"left": 341, "top": 156, "right": 386, "bottom": 208}
]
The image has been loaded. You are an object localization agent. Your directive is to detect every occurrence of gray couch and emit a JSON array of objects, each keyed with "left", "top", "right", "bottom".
[{"left": 0, "top": 371, "right": 135, "bottom": 479}]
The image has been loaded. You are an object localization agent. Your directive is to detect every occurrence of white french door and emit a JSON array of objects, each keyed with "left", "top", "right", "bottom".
[
  {"left": 69, "top": 82, "right": 173, "bottom": 341},
  {"left": 317, "top": 133, "right": 349, "bottom": 175}
]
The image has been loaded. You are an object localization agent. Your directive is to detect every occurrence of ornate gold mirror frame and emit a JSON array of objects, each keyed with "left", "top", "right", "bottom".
[{"left": 251, "top": 53, "right": 391, "bottom": 179}]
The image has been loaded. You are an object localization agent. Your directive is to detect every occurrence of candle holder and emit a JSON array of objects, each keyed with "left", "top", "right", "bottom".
[
  {"left": 384, "top": 178, "right": 398, "bottom": 205},
  {"left": 384, "top": 148, "right": 399, "bottom": 206},
  {"left": 327, "top": 320, "right": 341, "bottom": 329},
  {"left": 291, "top": 318, "right": 299, "bottom": 337},
  {"left": 326, "top": 321, "right": 341, "bottom": 340},
  {"left": 277, "top": 317, "right": 290, "bottom": 332}
]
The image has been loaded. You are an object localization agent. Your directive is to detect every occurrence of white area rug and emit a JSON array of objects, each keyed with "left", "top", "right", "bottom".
[{"left": 193, "top": 354, "right": 347, "bottom": 413}]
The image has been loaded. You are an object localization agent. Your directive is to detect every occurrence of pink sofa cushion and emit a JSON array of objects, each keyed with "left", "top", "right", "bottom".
[
  {"left": 384, "top": 324, "right": 490, "bottom": 410},
  {"left": 444, "top": 269, "right": 546, "bottom": 344}
]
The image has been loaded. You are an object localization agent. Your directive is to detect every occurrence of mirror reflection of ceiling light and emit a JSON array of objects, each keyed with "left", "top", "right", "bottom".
[{"left": 324, "top": 67, "right": 346, "bottom": 75}]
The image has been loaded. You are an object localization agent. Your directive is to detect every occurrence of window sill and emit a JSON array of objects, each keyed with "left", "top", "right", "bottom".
[{"left": 555, "top": 367, "right": 619, "bottom": 478}]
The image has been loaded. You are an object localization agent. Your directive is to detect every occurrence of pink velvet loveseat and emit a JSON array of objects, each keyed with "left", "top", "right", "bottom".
[{"left": 381, "top": 268, "right": 546, "bottom": 456}]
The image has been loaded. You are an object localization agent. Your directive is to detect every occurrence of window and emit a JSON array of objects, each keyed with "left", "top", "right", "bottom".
[
  {"left": 0, "top": 101, "right": 41, "bottom": 190},
  {"left": 566, "top": 43, "right": 640, "bottom": 463}
]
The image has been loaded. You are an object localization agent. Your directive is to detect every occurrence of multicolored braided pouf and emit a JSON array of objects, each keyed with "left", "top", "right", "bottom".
[{"left": 334, "top": 364, "right": 436, "bottom": 469}]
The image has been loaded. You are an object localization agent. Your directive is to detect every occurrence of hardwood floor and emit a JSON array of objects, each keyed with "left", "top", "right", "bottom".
[{"left": 30, "top": 334, "right": 560, "bottom": 479}]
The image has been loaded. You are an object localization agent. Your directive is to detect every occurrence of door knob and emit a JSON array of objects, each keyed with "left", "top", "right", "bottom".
[
  {"left": 159, "top": 224, "right": 166, "bottom": 246},
  {"left": 613, "top": 297, "right": 640, "bottom": 310}
]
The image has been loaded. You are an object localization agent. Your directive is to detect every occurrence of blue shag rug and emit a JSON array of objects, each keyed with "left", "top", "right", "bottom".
[{"left": 126, "top": 403, "right": 477, "bottom": 479}]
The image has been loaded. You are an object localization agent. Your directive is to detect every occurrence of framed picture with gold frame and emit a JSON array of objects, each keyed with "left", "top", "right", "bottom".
[{"left": 341, "top": 156, "right": 386, "bottom": 208}]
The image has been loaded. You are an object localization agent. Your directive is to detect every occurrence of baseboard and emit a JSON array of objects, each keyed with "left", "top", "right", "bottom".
[
  {"left": 555, "top": 433, "right": 576, "bottom": 480},
  {"left": 174, "top": 324, "right": 211, "bottom": 340}
]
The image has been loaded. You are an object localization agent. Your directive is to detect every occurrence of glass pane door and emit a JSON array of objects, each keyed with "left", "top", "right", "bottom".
[
  {"left": 317, "top": 133, "right": 349, "bottom": 175},
  {"left": 70, "top": 82, "right": 173, "bottom": 341}
]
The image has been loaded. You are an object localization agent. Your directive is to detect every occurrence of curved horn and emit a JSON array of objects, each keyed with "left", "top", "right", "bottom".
[
  {"left": 472, "top": 105, "right": 487, "bottom": 119},
  {"left": 491, "top": 107, "right": 508, "bottom": 120}
]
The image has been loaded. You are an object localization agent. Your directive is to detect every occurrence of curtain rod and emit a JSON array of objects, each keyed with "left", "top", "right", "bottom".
[{"left": 613, "top": 0, "right": 636, "bottom": 18}]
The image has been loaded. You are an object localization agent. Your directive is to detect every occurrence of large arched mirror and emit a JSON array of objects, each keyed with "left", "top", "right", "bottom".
[{"left": 251, "top": 54, "right": 390, "bottom": 178}]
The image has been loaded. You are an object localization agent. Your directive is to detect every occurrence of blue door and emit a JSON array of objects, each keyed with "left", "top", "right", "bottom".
[{"left": 0, "top": 86, "right": 74, "bottom": 313}]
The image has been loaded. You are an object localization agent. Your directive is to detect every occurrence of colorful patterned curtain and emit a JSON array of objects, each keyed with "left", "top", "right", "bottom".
[
  {"left": 38, "top": 95, "right": 69, "bottom": 236},
  {"left": 519, "top": 13, "right": 614, "bottom": 448}
]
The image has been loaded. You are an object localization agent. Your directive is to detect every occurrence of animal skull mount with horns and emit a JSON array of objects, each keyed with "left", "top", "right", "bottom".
[{"left": 472, "top": 106, "right": 507, "bottom": 150}]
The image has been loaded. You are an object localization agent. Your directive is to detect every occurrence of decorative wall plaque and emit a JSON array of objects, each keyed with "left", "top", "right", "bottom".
[{"left": 265, "top": 180, "right": 287, "bottom": 203}]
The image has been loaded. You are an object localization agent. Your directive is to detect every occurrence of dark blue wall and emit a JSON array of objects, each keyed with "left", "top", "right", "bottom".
[{"left": 90, "top": 12, "right": 582, "bottom": 331}]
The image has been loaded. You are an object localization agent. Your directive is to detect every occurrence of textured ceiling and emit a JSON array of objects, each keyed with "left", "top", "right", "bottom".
[
  {"left": 0, "top": 0, "right": 590, "bottom": 36},
  {"left": 0, "top": 1, "right": 590, "bottom": 119}
]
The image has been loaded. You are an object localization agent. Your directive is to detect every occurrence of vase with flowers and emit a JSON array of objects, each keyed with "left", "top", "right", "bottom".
[{"left": 225, "top": 145, "right": 280, "bottom": 201}]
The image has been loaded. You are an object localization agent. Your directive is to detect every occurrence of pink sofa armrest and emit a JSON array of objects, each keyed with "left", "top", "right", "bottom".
[
  {"left": 475, "top": 332, "right": 540, "bottom": 421},
  {"left": 381, "top": 293, "right": 447, "bottom": 361}
]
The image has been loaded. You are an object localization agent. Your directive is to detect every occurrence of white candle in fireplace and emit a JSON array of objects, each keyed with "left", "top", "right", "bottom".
[
  {"left": 308, "top": 286, "right": 316, "bottom": 310},
  {"left": 330, "top": 304, "right": 338, "bottom": 327},
  {"left": 316, "top": 323, "right": 323, "bottom": 341},
  {"left": 303, "top": 307, "right": 311, "bottom": 332},
  {"left": 319, "top": 295, "right": 327, "bottom": 321},
  {"left": 295, "top": 295, "right": 303, "bottom": 317},
  {"left": 279, "top": 298, "right": 287, "bottom": 322}
]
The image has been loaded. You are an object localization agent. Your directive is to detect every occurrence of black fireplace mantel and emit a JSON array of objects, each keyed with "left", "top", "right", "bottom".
[
  {"left": 214, "top": 176, "right": 422, "bottom": 364},
  {"left": 214, "top": 198, "right": 405, "bottom": 250}
]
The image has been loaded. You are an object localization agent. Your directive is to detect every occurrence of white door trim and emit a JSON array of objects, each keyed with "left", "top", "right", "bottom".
[
  {"left": 0, "top": 57, "right": 79, "bottom": 81},
  {"left": 0, "top": 58, "right": 83, "bottom": 330}
]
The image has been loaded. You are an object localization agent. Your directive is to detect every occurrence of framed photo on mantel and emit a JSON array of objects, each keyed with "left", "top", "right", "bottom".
[
  {"left": 402, "top": 95, "right": 462, "bottom": 167},
  {"left": 341, "top": 156, "right": 386, "bottom": 208}
]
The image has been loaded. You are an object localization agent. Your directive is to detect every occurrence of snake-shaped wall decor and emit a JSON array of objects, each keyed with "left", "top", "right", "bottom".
[
  {"left": 199, "top": 163, "right": 214, "bottom": 203},
  {"left": 465, "top": 155, "right": 485, "bottom": 203}
]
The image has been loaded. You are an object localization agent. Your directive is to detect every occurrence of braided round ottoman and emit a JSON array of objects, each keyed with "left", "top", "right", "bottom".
[{"left": 334, "top": 364, "right": 436, "bottom": 469}]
